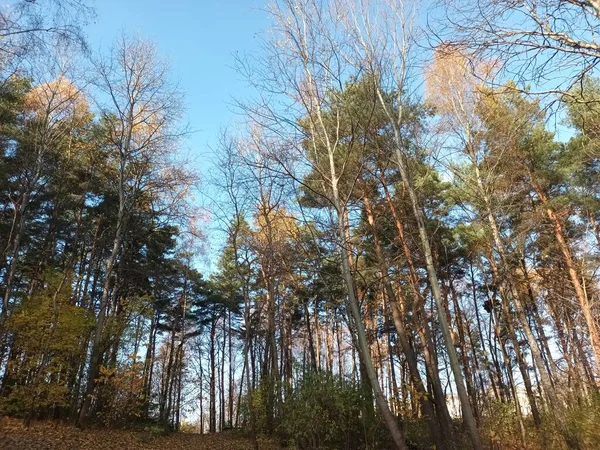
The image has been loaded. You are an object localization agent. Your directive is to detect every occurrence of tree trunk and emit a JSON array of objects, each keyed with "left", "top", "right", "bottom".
[
  {"left": 209, "top": 315, "right": 217, "bottom": 433},
  {"left": 337, "top": 206, "right": 408, "bottom": 450},
  {"left": 363, "top": 194, "right": 449, "bottom": 449},
  {"left": 534, "top": 183, "right": 600, "bottom": 378},
  {"left": 379, "top": 171, "right": 455, "bottom": 435},
  {"left": 77, "top": 195, "right": 126, "bottom": 426},
  {"left": 381, "top": 115, "right": 482, "bottom": 449}
]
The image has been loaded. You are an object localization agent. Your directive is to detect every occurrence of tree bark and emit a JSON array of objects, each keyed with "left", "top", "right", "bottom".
[
  {"left": 379, "top": 112, "right": 482, "bottom": 449},
  {"left": 363, "top": 194, "right": 449, "bottom": 449}
]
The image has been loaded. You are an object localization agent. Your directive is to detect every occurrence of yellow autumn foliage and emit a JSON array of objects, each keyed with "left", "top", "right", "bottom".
[
  {"left": 424, "top": 45, "right": 496, "bottom": 128},
  {"left": 253, "top": 206, "right": 299, "bottom": 250},
  {"left": 0, "top": 270, "right": 91, "bottom": 417},
  {"left": 23, "top": 76, "right": 91, "bottom": 126}
]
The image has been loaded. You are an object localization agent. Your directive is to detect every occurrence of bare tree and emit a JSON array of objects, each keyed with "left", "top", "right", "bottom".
[
  {"left": 0, "top": 0, "right": 93, "bottom": 72},
  {"left": 438, "top": 0, "right": 600, "bottom": 101},
  {"left": 77, "top": 34, "right": 189, "bottom": 425}
]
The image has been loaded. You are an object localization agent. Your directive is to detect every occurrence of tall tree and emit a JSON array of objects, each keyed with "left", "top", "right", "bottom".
[{"left": 78, "top": 35, "right": 189, "bottom": 425}]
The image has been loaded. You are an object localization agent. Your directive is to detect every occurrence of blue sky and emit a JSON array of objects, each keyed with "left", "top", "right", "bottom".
[
  {"left": 87, "top": 0, "right": 268, "bottom": 149},
  {"left": 85, "top": 0, "right": 270, "bottom": 271},
  {"left": 87, "top": 1, "right": 268, "bottom": 144}
]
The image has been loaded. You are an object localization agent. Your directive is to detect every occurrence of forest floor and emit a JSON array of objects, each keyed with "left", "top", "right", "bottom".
[{"left": 0, "top": 418, "right": 281, "bottom": 450}]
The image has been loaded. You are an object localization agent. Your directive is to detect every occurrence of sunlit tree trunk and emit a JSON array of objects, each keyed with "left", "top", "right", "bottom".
[
  {"left": 531, "top": 181, "right": 600, "bottom": 378},
  {"left": 379, "top": 168, "right": 456, "bottom": 439},
  {"left": 363, "top": 194, "right": 448, "bottom": 449}
]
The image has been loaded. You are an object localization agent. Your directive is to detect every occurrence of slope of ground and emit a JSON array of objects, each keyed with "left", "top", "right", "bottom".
[{"left": 0, "top": 418, "right": 280, "bottom": 450}]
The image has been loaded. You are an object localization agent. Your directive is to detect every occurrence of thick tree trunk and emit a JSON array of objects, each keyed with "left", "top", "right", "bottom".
[
  {"left": 304, "top": 299, "right": 318, "bottom": 370},
  {"left": 381, "top": 120, "right": 482, "bottom": 449},
  {"left": 534, "top": 185, "right": 600, "bottom": 379},
  {"left": 363, "top": 194, "right": 449, "bottom": 449},
  {"left": 142, "top": 312, "right": 157, "bottom": 416},
  {"left": 337, "top": 207, "right": 408, "bottom": 450},
  {"left": 209, "top": 315, "right": 217, "bottom": 433},
  {"left": 228, "top": 310, "right": 234, "bottom": 427}
]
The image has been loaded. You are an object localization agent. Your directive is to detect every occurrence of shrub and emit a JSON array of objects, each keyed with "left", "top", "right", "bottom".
[
  {"left": 279, "top": 371, "right": 374, "bottom": 450},
  {"left": 481, "top": 394, "right": 600, "bottom": 450},
  {"left": 480, "top": 401, "right": 527, "bottom": 450},
  {"left": 561, "top": 393, "right": 600, "bottom": 449},
  {"left": 239, "top": 376, "right": 278, "bottom": 434},
  {"left": 96, "top": 358, "right": 146, "bottom": 427},
  {"left": 0, "top": 271, "right": 91, "bottom": 421}
]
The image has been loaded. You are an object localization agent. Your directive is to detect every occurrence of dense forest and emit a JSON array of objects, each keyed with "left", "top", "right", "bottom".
[{"left": 0, "top": 1, "right": 599, "bottom": 449}]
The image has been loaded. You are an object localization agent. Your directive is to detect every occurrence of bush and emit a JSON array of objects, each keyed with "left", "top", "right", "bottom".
[
  {"left": 481, "top": 394, "right": 600, "bottom": 450},
  {"left": 0, "top": 271, "right": 91, "bottom": 421},
  {"left": 480, "top": 401, "right": 527, "bottom": 450},
  {"left": 238, "top": 376, "right": 280, "bottom": 434},
  {"left": 279, "top": 371, "right": 376, "bottom": 450},
  {"left": 96, "top": 359, "right": 146, "bottom": 427},
  {"left": 561, "top": 393, "right": 600, "bottom": 449}
]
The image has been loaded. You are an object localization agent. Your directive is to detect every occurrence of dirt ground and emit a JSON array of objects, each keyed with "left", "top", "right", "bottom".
[{"left": 0, "top": 418, "right": 280, "bottom": 450}]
